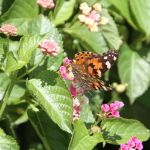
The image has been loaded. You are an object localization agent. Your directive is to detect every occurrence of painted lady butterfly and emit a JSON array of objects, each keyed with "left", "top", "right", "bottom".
[{"left": 71, "top": 50, "right": 118, "bottom": 91}]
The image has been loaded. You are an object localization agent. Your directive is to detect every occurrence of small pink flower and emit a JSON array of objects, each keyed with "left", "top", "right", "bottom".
[
  {"left": 0, "top": 24, "right": 17, "bottom": 36},
  {"left": 37, "top": 0, "right": 55, "bottom": 9},
  {"left": 120, "top": 136, "right": 143, "bottom": 150},
  {"left": 70, "top": 83, "right": 77, "bottom": 98},
  {"left": 59, "top": 66, "right": 74, "bottom": 80},
  {"left": 73, "top": 97, "right": 80, "bottom": 120},
  {"left": 120, "top": 144, "right": 128, "bottom": 150},
  {"left": 110, "top": 110, "right": 120, "bottom": 117},
  {"left": 101, "top": 101, "right": 124, "bottom": 118},
  {"left": 101, "top": 104, "right": 110, "bottom": 112},
  {"left": 64, "top": 57, "right": 72, "bottom": 66},
  {"left": 110, "top": 101, "right": 124, "bottom": 111},
  {"left": 39, "top": 39, "right": 60, "bottom": 56},
  {"left": 88, "top": 10, "right": 100, "bottom": 22}
]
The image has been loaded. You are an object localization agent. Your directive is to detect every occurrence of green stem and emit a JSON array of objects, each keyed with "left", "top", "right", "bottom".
[
  {"left": 0, "top": 73, "right": 16, "bottom": 119},
  {"left": 17, "top": 55, "right": 47, "bottom": 80}
]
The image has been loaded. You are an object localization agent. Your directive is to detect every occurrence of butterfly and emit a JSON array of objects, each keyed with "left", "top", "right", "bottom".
[{"left": 71, "top": 50, "right": 118, "bottom": 91}]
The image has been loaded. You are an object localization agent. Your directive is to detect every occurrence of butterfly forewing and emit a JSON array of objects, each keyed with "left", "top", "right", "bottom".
[{"left": 100, "top": 50, "right": 118, "bottom": 75}]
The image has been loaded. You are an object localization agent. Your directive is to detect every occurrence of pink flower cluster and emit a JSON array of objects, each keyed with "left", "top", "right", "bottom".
[
  {"left": 78, "top": 2, "right": 108, "bottom": 32},
  {"left": 0, "top": 24, "right": 17, "bottom": 36},
  {"left": 37, "top": 0, "right": 55, "bottom": 9},
  {"left": 101, "top": 101, "right": 124, "bottom": 118},
  {"left": 59, "top": 57, "right": 74, "bottom": 80},
  {"left": 70, "top": 84, "right": 81, "bottom": 120},
  {"left": 39, "top": 39, "right": 60, "bottom": 57},
  {"left": 120, "top": 136, "right": 143, "bottom": 150}
]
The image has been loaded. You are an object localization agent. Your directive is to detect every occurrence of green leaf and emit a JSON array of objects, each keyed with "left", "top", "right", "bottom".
[
  {"left": 0, "top": 0, "right": 38, "bottom": 35},
  {"left": 28, "top": 15, "right": 54, "bottom": 35},
  {"left": 118, "top": 44, "right": 150, "bottom": 103},
  {"left": 68, "top": 120, "right": 104, "bottom": 150},
  {"left": 5, "top": 35, "right": 44, "bottom": 72},
  {"left": 28, "top": 106, "right": 70, "bottom": 150},
  {"left": 80, "top": 102, "right": 95, "bottom": 123},
  {"left": 101, "top": 9, "right": 122, "bottom": 49},
  {"left": 47, "top": 52, "right": 64, "bottom": 71},
  {"left": 8, "top": 84, "right": 25, "bottom": 105},
  {"left": 27, "top": 71, "right": 73, "bottom": 133},
  {"left": 18, "top": 35, "right": 44, "bottom": 64},
  {"left": 78, "top": 0, "right": 97, "bottom": 6},
  {"left": 5, "top": 51, "right": 25, "bottom": 72},
  {"left": 53, "top": 0, "right": 76, "bottom": 26},
  {"left": 130, "top": 0, "right": 150, "bottom": 35},
  {"left": 0, "top": 128, "right": 19, "bottom": 150},
  {"left": 109, "top": 0, "right": 138, "bottom": 30},
  {"left": 64, "top": 21, "right": 108, "bottom": 53},
  {"left": 101, "top": 117, "right": 150, "bottom": 144}
]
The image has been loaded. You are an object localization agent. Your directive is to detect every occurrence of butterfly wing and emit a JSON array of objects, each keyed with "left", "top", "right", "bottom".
[
  {"left": 71, "top": 50, "right": 118, "bottom": 91},
  {"left": 99, "top": 50, "right": 118, "bottom": 75}
]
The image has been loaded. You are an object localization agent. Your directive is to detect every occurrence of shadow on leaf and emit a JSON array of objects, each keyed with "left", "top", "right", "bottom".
[{"left": 102, "top": 129, "right": 121, "bottom": 144}]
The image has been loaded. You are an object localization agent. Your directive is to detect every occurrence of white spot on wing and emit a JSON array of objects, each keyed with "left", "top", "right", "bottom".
[
  {"left": 113, "top": 56, "right": 117, "bottom": 60},
  {"left": 106, "top": 61, "right": 111, "bottom": 69},
  {"left": 104, "top": 56, "right": 107, "bottom": 59}
]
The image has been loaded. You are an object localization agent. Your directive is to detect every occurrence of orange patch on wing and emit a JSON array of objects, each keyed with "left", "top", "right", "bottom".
[{"left": 88, "top": 66, "right": 93, "bottom": 76}]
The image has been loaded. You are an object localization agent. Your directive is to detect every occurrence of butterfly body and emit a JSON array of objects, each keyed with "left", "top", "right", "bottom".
[{"left": 71, "top": 50, "right": 118, "bottom": 91}]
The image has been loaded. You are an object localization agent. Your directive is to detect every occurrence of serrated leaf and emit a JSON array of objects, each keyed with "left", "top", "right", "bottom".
[
  {"left": 0, "top": 128, "right": 19, "bottom": 150},
  {"left": 101, "top": 117, "right": 150, "bottom": 144},
  {"left": 129, "top": 0, "right": 150, "bottom": 35},
  {"left": 64, "top": 21, "right": 108, "bottom": 53},
  {"left": 28, "top": 106, "right": 70, "bottom": 150},
  {"left": 68, "top": 120, "right": 104, "bottom": 150},
  {"left": 101, "top": 9, "right": 122, "bottom": 49},
  {"left": 53, "top": 0, "right": 75, "bottom": 25},
  {"left": 27, "top": 71, "right": 73, "bottom": 133},
  {"left": 118, "top": 44, "right": 150, "bottom": 103}
]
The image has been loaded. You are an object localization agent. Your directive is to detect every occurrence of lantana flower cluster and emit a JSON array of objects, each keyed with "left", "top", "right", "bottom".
[
  {"left": 70, "top": 83, "right": 81, "bottom": 120},
  {"left": 39, "top": 39, "right": 60, "bottom": 57},
  {"left": 37, "top": 0, "right": 55, "bottom": 9},
  {"left": 101, "top": 101, "right": 124, "bottom": 118},
  {"left": 0, "top": 24, "right": 17, "bottom": 36},
  {"left": 59, "top": 57, "right": 82, "bottom": 120},
  {"left": 120, "top": 136, "right": 143, "bottom": 150},
  {"left": 78, "top": 2, "right": 109, "bottom": 32}
]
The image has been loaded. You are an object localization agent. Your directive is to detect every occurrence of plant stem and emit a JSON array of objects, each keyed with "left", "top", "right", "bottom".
[
  {"left": 0, "top": 73, "right": 16, "bottom": 119},
  {"left": 17, "top": 55, "right": 47, "bottom": 80}
]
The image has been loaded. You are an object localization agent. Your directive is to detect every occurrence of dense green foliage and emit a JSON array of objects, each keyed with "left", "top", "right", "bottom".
[{"left": 0, "top": 0, "right": 150, "bottom": 149}]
